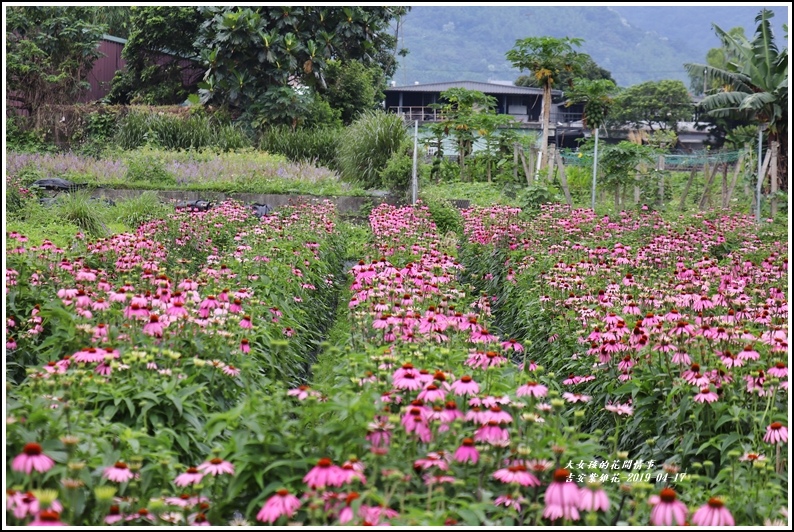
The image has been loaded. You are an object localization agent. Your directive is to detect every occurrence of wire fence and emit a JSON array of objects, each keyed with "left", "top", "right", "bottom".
[{"left": 560, "top": 149, "right": 745, "bottom": 170}]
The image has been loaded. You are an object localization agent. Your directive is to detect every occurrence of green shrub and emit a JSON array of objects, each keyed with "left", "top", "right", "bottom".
[
  {"left": 52, "top": 190, "right": 110, "bottom": 238},
  {"left": 519, "top": 183, "right": 561, "bottom": 212},
  {"left": 112, "top": 191, "right": 174, "bottom": 229},
  {"left": 259, "top": 125, "right": 341, "bottom": 168},
  {"left": 336, "top": 110, "right": 407, "bottom": 189},
  {"left": 424, "top": 198, "right": 463, "bottom": 236},
  {"left": 379, "top": 139, "right": 418, "bottom": 195},
  {"left": 115, "top": 110, "right": 252, "bottom": 151},
  {"left": 6, "top": 115, "right": 55, "bottom": 153},
  {"left": 125, "top": 150, "right": 176, "bottom": 186}
]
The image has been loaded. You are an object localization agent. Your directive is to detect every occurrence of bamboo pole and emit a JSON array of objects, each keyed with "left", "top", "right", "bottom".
[
  {"left": 657, "top": 155, "right": 665, "bottom": 209},
  {"left": 769, "top": 140, "right": 778, "bottom": 217},
  {"left": 725, "top": 152, "right": 746, "bottom": 206},
  {"left": 554, "top": 150, "right": 572, "bottom": 206},
  {"left": 679, "top": 167, "right": 698, "bottom": 211},
  {"left": 698, "top": 161, "right": 722, "bottom": 210}
]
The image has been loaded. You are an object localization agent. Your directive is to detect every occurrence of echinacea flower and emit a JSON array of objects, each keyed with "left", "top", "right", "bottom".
[
  {"left": 12, "top": 443, "right": 55, "bottom": 474},
  {"left": 516, "top": 381, "right": 548, "bottom": 398},
  {"left": 690, "top": 498, "right": 734, "bottom": 526},
  {"left": 103, "top": 462, "right": 135, "bottom": 483},
  {"left": 257, "top": 489, "right": 301, "bottom": 524},
  {"left": 493, "top": 465, "right": 540, "bottom": 486},
  {"left": 450, "top": 375, "right": 479, "bottom": 396},
  {"left": 303, "top": 458, "right": 345, "bottom": 489},
  {"left": 693, "top": 387, "right": 719, "bottom": 403},
  {"left": 29, "top": 509, "right": 67, "bottom": 526},
  {"left": 649, "top": 487, "right": 688, "bottom": 526},
  {"left": 579, "top": 484, "right": 610, "bottom": 512},
  {"left": 174, "top": 467, "right": 204, "bottom": 487},
  {"left": 763, "top": 422, "right": 788, "bottom": 444},
  {"left": 543, "top": 469, "right": 580, "bottom": 521},
  {"left": 453, "top": 438, "right": 480, "bottom": 464},
  {"left": 197, "top": 458, "right": 235, "bottom": 476}
]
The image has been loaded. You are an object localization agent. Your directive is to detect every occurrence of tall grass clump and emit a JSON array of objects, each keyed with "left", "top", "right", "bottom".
[
  {"left": 115, "top": 110, "right": 252, "bottom": 151},
  {"left": 112, "top": 191, "right": 174, "bottom": 229},
  {"left": 259, "top": 125, "right": 341, "bottom": 169},
  {"left": 53, "top": 190, "right": 110, "bottom": 238},
  {"left": 336, "top": 110, "right": 407, "bottom": 189}
]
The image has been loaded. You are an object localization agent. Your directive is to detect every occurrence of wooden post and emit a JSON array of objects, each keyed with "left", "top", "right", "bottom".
[
  {"left": 518, "top": 147, "right": 532, "bottom": 186},
  {"left": 547, "top": 144, "right": 556, "bottom": 183},
  {"left": 554, "top": 150, "right": 573, "bottom": 206},
  {"left": 698, "top": 162, "right": 722, "bottom": 210},
  {"left": 725, "top": 152, "right": 745, "bottom": 208},
  {"left": 720, "top": 160, "right": 729, "bottom": 209},
  {"left": 513, "top": 143, "right": 519, "bottom": 181},
  {"left": 769, "top": 140, "right": 779, "bottom": 217},
  {"left": 657, "top": 155, "right": 665, "bottom": 209},
  {"left": 679, "top": 167, "right": 698, "bottom": 211},
  {"left": 756, "top": 149, "right": 772, "bottom": 219}
]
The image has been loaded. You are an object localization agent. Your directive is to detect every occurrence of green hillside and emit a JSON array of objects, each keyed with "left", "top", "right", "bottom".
[{"left": 392, "top": 5, "right": 789, "bottom": 88}]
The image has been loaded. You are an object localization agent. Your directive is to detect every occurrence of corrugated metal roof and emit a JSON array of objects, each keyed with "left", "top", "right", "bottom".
[{"left": 386, "top": 80, "right": 562, "bottom": 96}]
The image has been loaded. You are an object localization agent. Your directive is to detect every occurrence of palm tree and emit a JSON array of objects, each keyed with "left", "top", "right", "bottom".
[
  {"left": 684, "top": 9, "right": 788, "bottom": 193},
  {"left": 564, "top": 78, "right": 619, "bottom": 209},
  {"left": 506, "top": 36, "right": 585, "bottom": 173}
]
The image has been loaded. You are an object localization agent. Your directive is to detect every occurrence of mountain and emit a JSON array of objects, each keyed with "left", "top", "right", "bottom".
[{"left": 391, "top": 5, "right": 789, "bottom": 89}]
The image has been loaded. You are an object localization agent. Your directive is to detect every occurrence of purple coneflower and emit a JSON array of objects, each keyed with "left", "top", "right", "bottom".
[
  {"left": 103, "top": 462, "right": 135, "bottom": 483},
  {"left": 174, "top": 467, "right": 204, "bottom": 487},
  {"left": 649, "top": 487, "right": 688, "bottom": 526},
  {"left": 763, "top": 422, "right": 788, "bottom": 444},
  {"left": 690, "top": 498, "right": 734, "bottom": 526},
  {"left": 543, "top": 468, "right": 581, "bottom": 521},
  {"left": 303, "top": 458, "right": 345, "bottom": 490},
  {"left": 197, "top": 457, "right": 235, "bottom": 476},
  {"left": 517, "top": 381, "right": 548, "bottom": 398},
  {"left": 12, "top": 443, "right": 55, "bottom": 474}
]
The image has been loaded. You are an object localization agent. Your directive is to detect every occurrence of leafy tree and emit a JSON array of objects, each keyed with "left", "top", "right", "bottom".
[
  {"left": 506, "top": 36, "right": 586, "bottom": 171},
  {"left": 684, "top": 9, "right": 788, "bottom": 191},
  {"left": 90, "top": 7, "right": 135, "bottom": 38},
  {"left": 6, "top": 6, "right": 106, "bottom": 115},
  {"left": 688, "top": 27, "right": 747, "bottom": 96},
  {"left": 610, "top": 80, "right": 693, "bottom": 132},
  {"left": 320, "top": 60, "right": 385, "bottom": 125},
  {"left": 431, "top": 88, "right": 500, "bottom": 182},
  {"left": 564, "top": 78, "right": 618, "bottom": 133},
  {"left": 107, "top": 7, "right": 204, "bottom": 105},
  {"left": 195, "top": 6, "right": 408, "bottom": 126},
  {"left": 599, "top": 141, "right": 656, "bottom": 210},
  {"left": 515, "top": 53, "right": 614, "bottom": 91}
]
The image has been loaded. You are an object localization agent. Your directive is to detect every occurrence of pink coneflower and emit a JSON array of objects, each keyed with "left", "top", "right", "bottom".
[
  {"left": 579, "top": 484, "right": 610, "bottom": 512},
  {"left": 691, "top": 498, "right": 734, "bottom": 526},
  {"left": 738, "top": 452, "right": 766, "bottom": 462},
  {"left": 417, "top": 383, "right": 448, "bottom": 402},
  {"left": 694, "top": 387, "right": 719, "bottom": 403},
  {"left": 340, "top": 463, "right": 367, "bottom": 485},
  {"left": 103, "top": 462, "right": 137, "bottom": 483},
  {"left": 12, "top": 443, "right": 55, "bottom": 474},
  {"left": 190, "top": 512, "right": 211, "bottom": 526},
  {"left": 450, "top": 375, "right": 479, "bottom": 396},
  {"left": 470, "top": 328, "right": 498, "bottom": 344},
  {"left": 101, "top": 504, "right": 124, "bottom": 524},
  {"left": 222, "top": 365, "right": 241, "bottom": 377},
  {"left": 257, "top": 489, "right": 301, "bottom": 524},
  {"left": 495, "top": 494, "right": 528, "bottom": 512},
  {"left": 453, "top": 438, "right": 480, "bottom": 464},
  {"left": 414, "top": 452, "right": 450, "bottom": 471},
  {"left": 516, "top": 381, "right": 548, "bottom": 398},
  {"left": 763, "top": 422, "right": 788, "bottom": 444},
  {"left": 605, "top": 402, "right": 634, "bottom": 415},
  {"left": 197, "top": 457, "right": 235, "bottom": 476},
  {"left": 768, "top": 362, "right": 788, "bottom": 378},
  {"left": 143, "top": 314, "right": 165, "bottom": 337},
  {"left": 543, "top": 468, "right": 581, "bottom": 521},
  {"left": 738, "top": 344, "right": 760, "bottom": 361},
  {"left": 493, "top": 464, "right": 540, "bottom": 486},
  {"left": 240, "top": 338, "right": 251, "bottom": 353},
  {"left": 304, "top": 458, "right": 345, "bottom": 489},
  {"left": 501, "top": 338, "right": 524, "bottom": 352},
  {"left": 474, "top": 421, "right": 509, "bottom": 445},
  {"left": 175, "top": 467, "right": 205, "bottom": 487},
  {"left": 649, "top": 488, "right": 688, "bottom": 526},
  {"left": 239, "top": 315, "right": 253, "bottom": 329},
  {"left": 671, "top": 351, "right": 691, "bottom": 365},
  {"left": 562, "top": 392, "right": 592, "bottom": 403},
  {"left": 29, "top": 509, "right": 67, "bottom": 526},
  {"left": 392, "top": 370, "right": 422, "bottom": 391}
]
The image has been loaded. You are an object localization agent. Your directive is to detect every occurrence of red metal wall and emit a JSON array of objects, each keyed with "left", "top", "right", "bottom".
[{"left": 77, "top": 39, "right": 127, "bottom": 103}]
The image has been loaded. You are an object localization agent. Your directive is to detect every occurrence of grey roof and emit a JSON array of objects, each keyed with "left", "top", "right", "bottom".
[
  {"left": 102, "top": 34, "right": 127, "bottom": 45},
  {"left": 386, "top": 80, "right": 562, "bottom": 97}
]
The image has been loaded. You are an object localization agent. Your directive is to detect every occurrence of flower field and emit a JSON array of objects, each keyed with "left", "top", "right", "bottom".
[{"left": 4, "top": 200, "right": 789, "bottom": 526}]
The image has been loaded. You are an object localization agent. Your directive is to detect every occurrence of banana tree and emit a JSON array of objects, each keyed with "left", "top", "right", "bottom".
[{"left": 684, "top": 9, "right": 788, "bottom": 205}]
